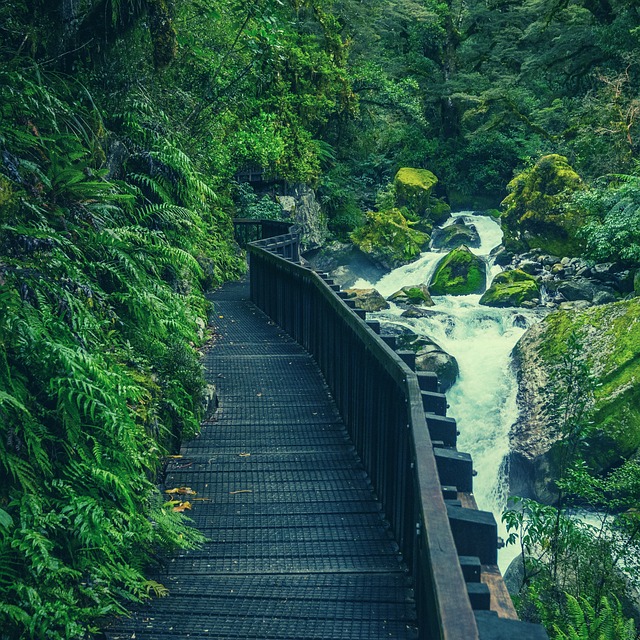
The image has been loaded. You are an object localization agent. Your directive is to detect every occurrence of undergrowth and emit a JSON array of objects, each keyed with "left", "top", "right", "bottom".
[{"left": 0, "top": 64, "right": 242, "bottom": 638}]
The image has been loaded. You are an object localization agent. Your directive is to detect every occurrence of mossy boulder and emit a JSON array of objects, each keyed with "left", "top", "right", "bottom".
[
  {"left": 431, "top": 220, "right": 481, "bottom": 251},
  {"left": 429, "top": 246, "right": 486, "bottom": 296},
  {"left": 501, "top": 154, "right": 586, "bottom": 256},
  {"left": 394, "top": 167, "right": 438, "bottom": 215},
  {"left": 343, "top": 288, "right": 389, "bottom": 312},
  {"left": 425, "top": 198, "right": 452, "bottom": 226},
  {"left": 396, "top": 333, "right": 459, "bottom": 392},
  {"left": 350, "top": 208, "right": 430, "bottom": 270},
  {"left": 510, "top": 298, "right": 640, "bottom": 502},
  {"left": 388, "top": 285, "right": 434, "bottom": 306},
  {"left": 479, "top": 269, "right": 540, "bottom": 308}
]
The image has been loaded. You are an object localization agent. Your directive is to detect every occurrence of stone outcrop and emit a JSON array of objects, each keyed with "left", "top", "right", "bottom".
[
  {"left": 429, "top": 246, "right": 486, "bottom": 296},
  {"left": 343, "top": 288, "right": 389, "bottom": 312},
  {"left": 431, "top": 219, "right": 481, "bottom": 251},
  {"left": 303, "top": 241, "right": 385, "bottom": 288},
  {"left": 495, "top": 250, "right": 633, "bottom": 310},
  {"left": 277, "top": 184, "right": 327, "bottom": 251},
  {"left": 509, "top": 298, "right": 640, "bottom": 503},
  {"left": 480, "top": 269, "right": 540, "bottom": 308}
]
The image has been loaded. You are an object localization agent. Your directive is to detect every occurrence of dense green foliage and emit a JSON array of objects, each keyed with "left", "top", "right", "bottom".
[
  {"left": 0, "top": 0, "right": 351, "bottom": 636},
  {"left": 2, "top": 0, "right": 640, "bottom": 637}
]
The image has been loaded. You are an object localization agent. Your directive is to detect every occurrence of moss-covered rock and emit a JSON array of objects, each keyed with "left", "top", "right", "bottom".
[
  {"left": 511, "top": 298, "right": 640, "bottom": 502},
  {"left": 431, "top": 220, "right": 481, "bottom": 251},
  {"left": 501, "top": 154, "right": 586, "bottom": 256},
  {"left": 394, "top": 167, "right": 437, "bottom": 213},
  {"left": 350, "top": 208, "right": 430, "bottom": 270},
  {"left": 425, "top": 198, "right": 452, "bottom": 226},
  {"left": 388, "top": 285, "right": 434, "bottom": 306},
  {"left": 480, "top": 269, "right": 540, "bottom": 307},
  {"left": 343, "top": 288, "right": 389, "bottom": 312},
  {"left": 429, "top": 246, "right": 486, "bottom": 296}
]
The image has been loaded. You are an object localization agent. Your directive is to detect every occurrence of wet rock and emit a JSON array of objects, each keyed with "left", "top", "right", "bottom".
[
  {"left": 556, "top": 278, "right": 598, "bottom": 301},
  {"left": 304, "top": 241, "right": 356, "bottom": 273},
  {"left": 518, "top": 260, "right": 541, "bottom": 275},
  {"left": 401, "top": 307, "right": 440, "bottom": 319},
  {"left": 394, "top": 331, "right": 460, "bottom": 392},
  {"left": 431, "top": 221, "right": 481, "bottom": 251},
  {"left": 591, "top": 262, "right": 617, "bottom": 280},
  {"left": 480, "top": 269, "right": 540, "bottom": 308},
  {"left": 388, "top": 284, "right": 434, "bottom": 306},
  {"left": 558, "top": 300, "right": 592, "bottom": 311},
  {"left": 592, "top": 290, "right": 618, "bottom": 306},
  {"left": 304, "top": 241, "right": 386, "bottom": 289},
  {"left": 429, "top": 245, "right": 486, "bottom": 296},
  {"left": 491, "top": 245, "right": 514, "bottom": 267},
  {"left": 343, "top": 288, "right": 389, "bottom": 312},
  {"left": 540, "top": 254, "right": 561, "bottom": 267},
  {"left": 513, "top": 314, "right": 528, "bottom": 329}
]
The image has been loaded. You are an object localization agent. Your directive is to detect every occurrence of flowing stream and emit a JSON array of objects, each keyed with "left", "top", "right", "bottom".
[{"left": 351, "top": 212, "right": 547, "bottom": 571}]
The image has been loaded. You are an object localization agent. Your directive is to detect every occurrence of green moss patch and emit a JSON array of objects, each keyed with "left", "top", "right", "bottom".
[
  {"left": 501, "top": 154, "right": 586, "bottom": 256},
  {"left": 350, "top": 208, "right": 430, "bottom": 269},
  {"left": 480, "top": 269, "right": 540, "bottom": 307},
  {"left": 429, "top": 245, "right": 486, "bottom": 296},
  {"left": 388, "top": 285, "right": 434, "bottom": 306},
  {"left": 536, "top": 298, "right": 640, "bottom": 470},
  {"left": 394, "top": 167, "right": 438, "bottom": 217}
]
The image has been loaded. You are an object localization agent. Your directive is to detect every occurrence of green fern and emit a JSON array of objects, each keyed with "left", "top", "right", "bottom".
[{"left": 554, "top": 594, "right": 637, "bottom": 640}]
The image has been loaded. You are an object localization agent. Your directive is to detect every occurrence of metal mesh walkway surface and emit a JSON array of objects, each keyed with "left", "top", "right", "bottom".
[{"left": 106, "top": 279, "right": 419, "bottom": 640}]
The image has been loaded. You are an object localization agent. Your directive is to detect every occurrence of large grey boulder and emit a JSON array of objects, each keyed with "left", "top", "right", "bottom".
[
  {"left": 277, "top": 184, "right": 327, "bottom": 251},
  {"left": 343, "top": 288, "right": 389, "bottom": 312},
  {"left": 431, "top": 219, "right": 481, "bottom": 251}
]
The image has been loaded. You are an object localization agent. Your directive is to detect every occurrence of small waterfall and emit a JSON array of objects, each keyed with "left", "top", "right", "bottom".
[{"left": 353, "top": 212, "right": 546, "bottom": 571}]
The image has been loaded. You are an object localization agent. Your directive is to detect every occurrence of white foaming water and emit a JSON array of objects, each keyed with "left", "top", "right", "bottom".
[{"left": 354, "top": 212, "right": 545, "bottom": 571}]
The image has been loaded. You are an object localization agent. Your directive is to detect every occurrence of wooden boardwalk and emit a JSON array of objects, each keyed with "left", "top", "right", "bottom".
[{"left": 106, "top": 279, "right": 418, "bottom": 639}]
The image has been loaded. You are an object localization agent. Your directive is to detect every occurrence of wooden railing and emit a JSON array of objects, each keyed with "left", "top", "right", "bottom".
[
  {"left": 232, "top": 218, "right": 294, "bottom": 249},
  {"left": 237, "top": 221, "right": 548, "bottom": 640}
]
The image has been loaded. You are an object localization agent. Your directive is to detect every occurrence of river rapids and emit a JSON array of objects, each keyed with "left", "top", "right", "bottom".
[{"left": 351, "top": 212, "right": 547, "bottom": 570}]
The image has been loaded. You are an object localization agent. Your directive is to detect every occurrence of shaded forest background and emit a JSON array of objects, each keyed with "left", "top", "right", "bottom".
[{"left": 1, "top": 0, "right": 640, "bottom": 638}]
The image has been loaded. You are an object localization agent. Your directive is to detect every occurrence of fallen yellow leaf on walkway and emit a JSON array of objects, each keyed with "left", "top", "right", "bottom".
[{"left": 165, "top": 487, "right": 197, "bottom": 495}]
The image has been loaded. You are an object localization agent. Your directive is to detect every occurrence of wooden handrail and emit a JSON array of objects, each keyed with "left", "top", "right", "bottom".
[
  {"left": 244, "top": 237, "right": 479, "bottom": 640},
  {"left": 236, "top": 220, "right": 548, "bottom": 640}
]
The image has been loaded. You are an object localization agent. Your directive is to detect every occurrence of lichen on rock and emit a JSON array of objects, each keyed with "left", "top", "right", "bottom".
[
  {"left": 510, "top": 298, "right": 640, "bottom": 502},
  {"left": 501, "top": 154, "right": 586, "bottom": 256},
  {"left": 429, "top": 245, "right": 486, "bottom": 296},
  {"left": 350, "top": 208, "right": 430, "bottom": 269},
  {"left": 480, "top": 269, "right": 540, "bottom": 308},
  {"left": 388, "top": 285, "right": 434, "bottom": 306}
]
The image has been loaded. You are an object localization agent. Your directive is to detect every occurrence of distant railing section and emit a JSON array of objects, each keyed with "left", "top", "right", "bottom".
[{"left": 232, "top": 218, "right": 294, "bottom": 249}]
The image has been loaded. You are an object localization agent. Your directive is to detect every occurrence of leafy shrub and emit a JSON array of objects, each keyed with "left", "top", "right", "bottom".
[{"left": 0, "top": 66, "right": 243, "bottom": 638}]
